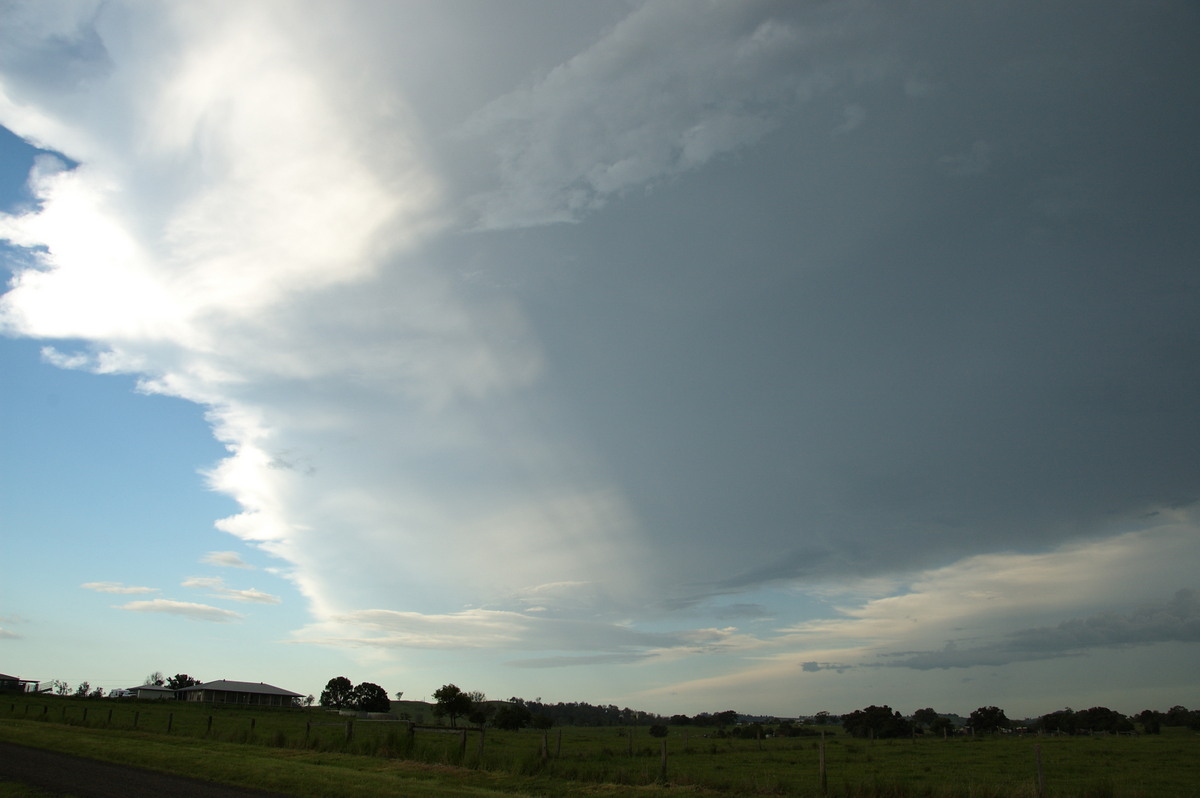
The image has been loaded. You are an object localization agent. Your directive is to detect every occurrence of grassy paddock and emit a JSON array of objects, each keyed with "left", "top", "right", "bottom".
[{"left": 3, "top": 698, "right": 1199, "bottom": 796}]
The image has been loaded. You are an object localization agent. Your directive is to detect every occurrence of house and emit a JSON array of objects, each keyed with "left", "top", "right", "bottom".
[
  {"left": 177, "top": 680, "right": 303, "bottom": 708},
  {"left": 123, "top": 684, "right": 177, "bottom": 700},
  {"left": 0, "top": 673, "right": 39, "bottom": 694}
]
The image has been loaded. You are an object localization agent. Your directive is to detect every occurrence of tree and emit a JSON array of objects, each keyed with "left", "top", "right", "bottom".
[
  {"left": 350, "top": 682, "right": 391, "bottom": 713},
  {"left": 166, "top": 674, "right": 199, "bottom": 691},
  {"left": 649, "top": 724, "right": 669, "bottom": 738},
  {"left": 89, "top": 686, "right": 105, "bottom": 699},
  {"left": 320, "top": 676, "right": 354, "bottom": 709},
  {"left": 969, "top": 706, "right": 1009, "bottom": 734},
  {"left": 912, "top": 708, "right": 940, "bottom": 728},
  {"left": 74, "top": 682, "right": 91, "bottom": 698},
  {"left": 432, "top": 684, "right": 473, "bottom": 728},
  {"left": 50, "top": 680, "right": 70, "bottom": 696},
  {"left": 304, "top": 694, "right": 315, "bottom": 708},
  {"left": 929, "top": 716, "right": 955, "bottom": 737},
  {"left": 842, "top": 706, "right": 912, "bottom": 739},
  {"left": 493, "top": 702, "right": 532, "bottom": 731},
  {"left": 145, "top": 672, "right": 165, "bottom": 687}
]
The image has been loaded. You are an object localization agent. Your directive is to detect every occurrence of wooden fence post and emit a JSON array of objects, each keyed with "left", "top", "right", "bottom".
[
  {"left": 627, "top": 727, "right": 633, "bottom": 757},
  {"left": 1035, "top": 744, "right": 1045, "bottom": 798},
  {"left": 82, "top": 707, "right": 88, "bottom": 722},
  {"left": 556, "top": 728, "right": 562, "bottom": 758},
  {"left": 207, "top": 716, "right": 213, "bottom": 735},
  {"left": 541, "top": 731, "right": 549, "bottom": 762},
  {"left": 659, "top": 738, "right": 668, "bottom": 782},
  {"left": 344, "top": 720, "right": 352, "bottom": 742},
  {"left": 107, "top": 709, "right": 113, "bottom": 725},
  {"left": 478, "top": 727, "right": 485, "bottom": 759},
  {"left": 167, "top": 713, "right": 173, "bottom": 733},
  {"left": 133, "top": 710, "right": 139, "bottom": 728},
  {"left": 819, "top": 734, "right": 828, "bottom": 796}
]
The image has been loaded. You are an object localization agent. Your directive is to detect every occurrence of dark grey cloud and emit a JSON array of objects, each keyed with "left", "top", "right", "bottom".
[
  {"left": 470, "top": 0, "right": 1200, "bottom": 601},
  {"left": 883, "top": 589, "right": 1200, "bottom": 670}
]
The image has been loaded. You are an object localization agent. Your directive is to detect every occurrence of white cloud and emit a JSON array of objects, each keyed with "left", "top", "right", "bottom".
[
  {"left": 182, "top": 576, "right": 281, "bottom": 605},
  {"left": 119, "top": 599, "right": 241, "bottom": 623},
  {"left": 81, "top": 581, "right": 157, "bottom": 595},
  {"left": 201, "top": 551, "right": 252, "bottom": 569}
]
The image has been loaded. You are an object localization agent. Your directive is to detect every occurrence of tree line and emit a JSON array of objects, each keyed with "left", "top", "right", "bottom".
[
  {"left": 838, "top": 704, "right": 1200, "bottom": 739},
  {"left": 40, "top": 670, "right": 1200, "bottom": 738}
]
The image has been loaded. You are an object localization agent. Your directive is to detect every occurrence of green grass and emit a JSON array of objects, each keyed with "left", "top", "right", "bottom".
[
  {"left": 3, "top": 699, "right": 1199, "bottom": 796},
  {"left": 0, "top": 783, "right": 67, "bottom": 798}
]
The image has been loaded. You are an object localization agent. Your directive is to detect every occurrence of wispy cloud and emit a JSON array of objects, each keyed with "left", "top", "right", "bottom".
[
  {"left": 200, "top": 551, "right": 253, "bottom": 570},
  {"left": 182, "top": 576, "right": 280, "bottom": 605},
  {"left": 459, "top": 2, "right": 881, "bottom": 229},
  {"left": 884, "top": 589, "right": 1200, "bottom": 670},
  {"left": 118, "top": 599, "right": 241, "bottom": 623},
  {"left": 81, "top": 581, "right": 158, "bottom": 595}
]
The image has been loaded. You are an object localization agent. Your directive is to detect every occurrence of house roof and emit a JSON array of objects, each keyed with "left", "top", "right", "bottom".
[
  {"left": 128, "top": 684, "right": 175, "bottom": 693},
  {"left": 178, "top": 680, "right": 303, "bottom": 698}
]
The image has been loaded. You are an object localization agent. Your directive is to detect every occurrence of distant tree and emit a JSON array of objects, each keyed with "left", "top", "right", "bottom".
[
  {"left": 350, "top": 682, "right": 391, "bottom": 713},
  {"left": 50, "top": 680, "right": 70, "bottom": 696},
  {"left": 166, "top": 674, "right": 199, "bottom": 691},
  {"left": 531, "top": 713, "right": 554, "bottom": 730},
  {"left": 670, "top": 714, "right": 691, "bottom": 726},
  {"left": 1037, "top": 708, "right": 1076, "bottom": 735},
  {"left": 969, "top": 706, "right": 1010, "bottom": 734},
  {"left": 394, "top": 691, "right": 404, "bottom": 700},
  {"left": 1165, "top": 705, "right": 1192, "bottom": 726},
  {"left": 842, "top": 705, "right": 912, "bottom": 739},
  {"left": 929, "top": 716, "right": 955, "bottom": 737},
  {"left": 1136, "top": 709, "right": 1163, "bottom": 734},
  {"left": 73, "top": 682, "right": 90, "bottom": 697},
  {"left": 1075, "top": 707, "right": 1131, "bottom": 734},
  {"left": 319, "top": 676, "right": 354, "bottom": 709},
  {"left": 715, "top": 710, "right": 739, "bottom": 729},
  {"left": 493, "top": 702, "right": 533, "bottom": 731},
  {"left": 89, "top": 686, "right": 105, "bottom": 699},
  {"left": 432, "top": 684, "right": 473, "bottom": 728},
  {"left": 465, "top": 694, "right": 495, "bottom": 728},
  {"left": 912, "top": 708, "right": 940, "bottom": 728},
  {"left": 304, "top": 694, "right": 315, "bottom": 708},
  {"left": 649, "top": 724, "right": 668, "bottom": 738},
  {"left": 812, "top": 711, "right": 833, "bottom": 726},
  {"left": 145, "top": 672, "right": 165, "bottom": 687}
]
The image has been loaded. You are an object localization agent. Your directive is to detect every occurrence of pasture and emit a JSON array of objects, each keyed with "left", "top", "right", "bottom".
[{"left": 3, "top": 697, "right": 1199, "bottom": 796}]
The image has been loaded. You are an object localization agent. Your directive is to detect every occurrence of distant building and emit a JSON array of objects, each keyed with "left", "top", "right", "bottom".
[
  {"left": 177, "top": 680, "right": 303, "bottom": 708},
  {"left": 123, "top": 684, "right": 177, "bottom": 700},
  {"left": 0, "top": 673, "right": 39, "bottom": 694}
]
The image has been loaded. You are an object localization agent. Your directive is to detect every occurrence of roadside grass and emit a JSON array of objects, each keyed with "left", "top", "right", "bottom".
[
  {"left": 0, "top": 782, "right": 66, "bottom": 798},
  {"left": 3, "top": 699, "right": 1199, "bottom": 796},
  {"left": 0, "top": 718, "right": 706, "bottom": 798}
]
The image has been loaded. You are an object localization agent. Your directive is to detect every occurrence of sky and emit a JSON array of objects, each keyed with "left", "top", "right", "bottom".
[{"left": 1, "top": 0, "right": 1198, "bottom": 720}]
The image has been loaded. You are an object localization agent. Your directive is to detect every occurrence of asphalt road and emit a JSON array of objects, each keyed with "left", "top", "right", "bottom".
[{"left": 0, "top": 741, "right": 294, "bottom": 797}]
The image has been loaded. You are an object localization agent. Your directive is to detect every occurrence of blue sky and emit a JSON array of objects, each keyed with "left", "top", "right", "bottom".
[{"left": 2, "top": 1, "right": 1199, "bottom": 717}]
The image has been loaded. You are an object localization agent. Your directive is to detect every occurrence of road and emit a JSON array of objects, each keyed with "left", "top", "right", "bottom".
[{"left": 0, "top": 741, "right": 293, "bottom": 797}]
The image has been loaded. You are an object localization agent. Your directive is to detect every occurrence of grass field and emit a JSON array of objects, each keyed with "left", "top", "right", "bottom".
[{"left": 3, "top": 698, "right": 1198, "bottom": 796}]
